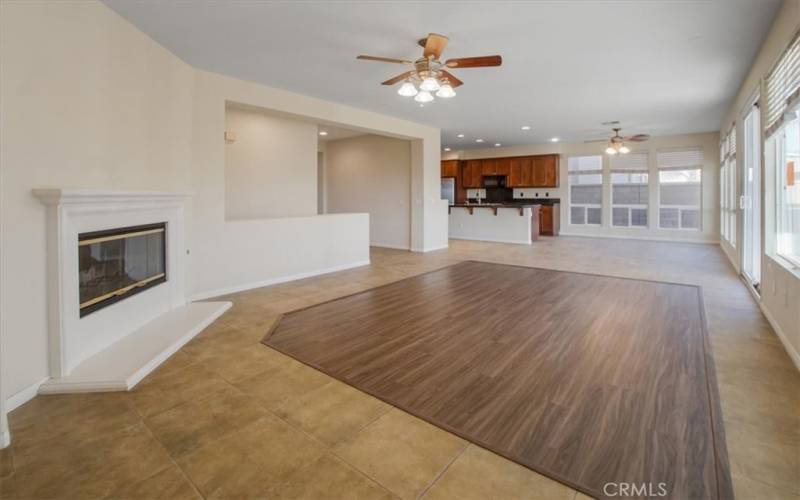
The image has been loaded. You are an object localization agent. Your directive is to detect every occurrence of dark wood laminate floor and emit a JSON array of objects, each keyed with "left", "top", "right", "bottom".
[{"left": 263, "top": 261, "right": 732, "bottom": 499}]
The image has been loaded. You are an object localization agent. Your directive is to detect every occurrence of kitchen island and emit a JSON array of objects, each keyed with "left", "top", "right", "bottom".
[{"left": 448, "top": 204, "right": 541, "bottom": 244}]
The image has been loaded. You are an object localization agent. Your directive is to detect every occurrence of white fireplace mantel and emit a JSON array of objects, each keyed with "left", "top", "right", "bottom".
[{"left": 32, "top": 189, "right": 230, "bottom": 393}]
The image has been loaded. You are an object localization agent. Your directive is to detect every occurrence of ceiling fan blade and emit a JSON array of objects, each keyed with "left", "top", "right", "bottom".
[
  {"left": 624, "top": 134, "right": 650, "bottom": 142},
  {"left": 440, "top": 70, "right": 463, "bottom": 87},
  {"left": 357, "top": 55, "right": 412, "bottom": 64},
  {"left": 381, "top": 71, "right": 415, "bottom": 85},
  {"left": 423, "top": 33, "right": 449, "bottom": 60},
  {"left": 445, "top": 55, "right": 502, "bottom": 68}
]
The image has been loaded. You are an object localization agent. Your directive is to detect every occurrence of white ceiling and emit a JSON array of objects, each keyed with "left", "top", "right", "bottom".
[{"left": 105, "top": 0, "right": 779, "bottom": 149}]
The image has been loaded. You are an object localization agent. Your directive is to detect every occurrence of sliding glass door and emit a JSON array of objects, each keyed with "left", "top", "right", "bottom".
[{"left": 741, "top": 104, "right": 761, "bottom": 288}]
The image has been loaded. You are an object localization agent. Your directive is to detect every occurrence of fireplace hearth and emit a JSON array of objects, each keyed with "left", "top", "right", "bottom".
[{"left": 79, "top": 223, "right": 167, "bottom": 317}]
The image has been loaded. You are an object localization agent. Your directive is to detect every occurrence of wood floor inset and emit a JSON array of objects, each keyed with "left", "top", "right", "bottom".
[{"left": 263, "top": 261, "right": 732, "bottom": 499}]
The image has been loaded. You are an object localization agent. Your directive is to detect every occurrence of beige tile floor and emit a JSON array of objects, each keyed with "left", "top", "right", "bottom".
[{"left": 2, "top": 237, "right": 798, "bottom": 499}]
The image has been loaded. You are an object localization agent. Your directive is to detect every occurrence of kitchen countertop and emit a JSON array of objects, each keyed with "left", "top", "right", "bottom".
[
  {"left": 450, "top": 203, "right": 538, "bottom": 208},
  {"left": 450, "top": 201, "right": 559, "bottom": 208}
]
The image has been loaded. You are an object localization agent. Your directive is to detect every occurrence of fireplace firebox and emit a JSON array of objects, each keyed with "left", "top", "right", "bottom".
[{"left": 78, "top": 223, "right": 167, "bottom": 317}]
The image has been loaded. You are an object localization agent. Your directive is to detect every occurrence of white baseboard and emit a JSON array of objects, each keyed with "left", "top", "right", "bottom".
[
  {"left": 759, "top": 301, "right": 800, "bottom": 372},
  {"left": 370, "top": 242, "right": 410, "bottom": 250},
  {"left": 447, "top": 236, "right": 531, "bottom": 245},
  {"left": 411, "top": 243, "right": 450, "bottom": 253},
  {"left": 190, "top": 260, "right": 371, "bottom": 301},
  {"left": 6, "top": 376, "right": 49, "bottom": 412},
  {"left": 0, "top": 412, "right": 9, "bottom": 448},
  {"left": 558, "top": 231, "right": 719, "bottom": 245}
]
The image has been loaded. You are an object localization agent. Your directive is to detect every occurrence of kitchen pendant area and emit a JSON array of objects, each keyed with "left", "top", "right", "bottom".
[{"left": 441, "top": 155, "right": 561, "bottom": 244}]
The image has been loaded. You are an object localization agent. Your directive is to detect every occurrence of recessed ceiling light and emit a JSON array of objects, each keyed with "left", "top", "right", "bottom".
[
  {"left": 444, "top": 147, "right": 451, "bottom": 152},
  {"left": 521, "top": 126, "right": 531, "bottom": 131},
  {"left": 457, "top": 133, "right": 465, "bottom": 138},
  {"left": 550, "top": 137, "right": 559, "bottom": 142},
  {"left": 495, "top": 143, "right": 502, "bottom": 147},
  {"left": 475, "top": 139, "right": 484, "bottom": 143},
  {"left": 318, "top": 131, "right": 328, "bottom": 136}
]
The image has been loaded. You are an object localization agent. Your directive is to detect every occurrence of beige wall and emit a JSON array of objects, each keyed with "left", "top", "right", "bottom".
[
  {"left": 224, "top": 105, "right": 318, "bottom": 219},
  {"left": 719, "top": 0, "right": 800, "bottom": 368},
  {"left": 449, "top": 132, "right": 720, "bottom": 244},
  {"left": 0, "top": 0, "right": 195, "bottom": 401},
  {"left": 0, "top": 0, "right": 446, "bottom": 424},
  {"left": 326, "top": 135, "right": 412, "bottom": 249}
]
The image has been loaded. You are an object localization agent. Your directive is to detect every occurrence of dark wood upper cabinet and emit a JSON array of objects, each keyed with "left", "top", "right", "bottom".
[
  {"left": 462, "top": 160, "right": 483, "bottom": 188},
  {"left": 441, "top": 160, "right": 459, "bottom": 178},
  {"left": 453, "top": 154, "right": 559, "bottom": 189},
  {"left": 539, "top": 155, "right": 559, "bottom": 187},
  {"left": 532, "top": 156, "right": 547, "bottom": 187},
  {"left": 495, "top": 158, "right": 511, "bottom": 176},
  {"left": 481, "top": 159, "right": 496, "bottom": 176},
  {"left": 520, "top": 157, "right": 533, "bottom": 186},
  {"left": 508, "top": 158, "right": 522, "bottom": 187}
]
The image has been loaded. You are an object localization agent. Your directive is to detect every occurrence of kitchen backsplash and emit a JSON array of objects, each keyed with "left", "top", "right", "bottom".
[
  {"left": 512, "top": 188, "right": 559, "bottom": 199},
  {"left": 466, "top": 188, "right": 487, "bottom": 199}
]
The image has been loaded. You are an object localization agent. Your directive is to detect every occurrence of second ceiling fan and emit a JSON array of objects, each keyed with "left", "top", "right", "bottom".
[
  {"left": 357, "top": 33, "right": 502, "bottom": 104},
  {"left": 585, "top": 124, "right": 650, "bottom": 155}
]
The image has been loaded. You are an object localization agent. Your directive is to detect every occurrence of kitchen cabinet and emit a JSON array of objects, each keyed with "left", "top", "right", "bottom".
[
  {"left": 535, "top": 155, "right": 559, "bottom": 187},
  {"left": 505, "top": 155, "right": 559, "bottom": 188},
  {"left": 463, "top": 160, "right": 483, "bottom": 188},
  {"left": 459, "top": 154, "right": 559, "bottom": 188},
  {"left": 495, "top": 158, "right": 511, "bottom": 176},
  {"left": 538, "top": 203, "right": 560, "bottom": 236},
  {"left": 520, "top": 157, "right": 533, "bottom": 186},
  {"left": 508, "top": 158, "right": 522, "bottom": 186},
  {"left": 441, "top": 160, "right": 459, "bottom": 178},
  {"left": 481, "top": 159, "right": 496, "bottom": 176}
]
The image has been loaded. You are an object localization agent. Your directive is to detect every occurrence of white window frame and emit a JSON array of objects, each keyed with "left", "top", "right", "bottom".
[
  {"left": 568, "top": 155, "right": 603, "bottom": 226},
  {"left": 657, "top": 148, "right": 703, "bottom": 231},
  {"left": 610, "top": 153, "right": 649, "bottom": 229},
  {"left": 774, "top": 114, "right": 800, "bottom": 268},
  {"left": 720, "top": 130, "right": 737, "bottom": 246}
]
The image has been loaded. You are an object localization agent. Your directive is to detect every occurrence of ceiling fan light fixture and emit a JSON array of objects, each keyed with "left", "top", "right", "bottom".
[
  {"left": 605, "top": 146, "right": 618, "bottom": 155},
  {"left": 414, "top": 90, "right": 434, "bottom": 103},
  {"left": 397, "top": 81, "right": 418, "bottom": 97},
  {"left": 436, "top": 83, "right": 456, "bottom": 98},
  {"left": 618, "top": 145, "right": 630, "bottom": 154},
  {"left": 420, "top": 76, "right": 441, "bottom": 92}
]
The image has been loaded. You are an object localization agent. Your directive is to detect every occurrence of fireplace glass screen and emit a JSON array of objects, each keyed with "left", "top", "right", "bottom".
[{"left": 78, "top": 223, "right": 167, "bottom": 317}]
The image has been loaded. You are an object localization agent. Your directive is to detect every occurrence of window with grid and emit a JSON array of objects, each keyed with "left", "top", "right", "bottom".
[
  {"left": 774, "top": 116, "right": 800, "bottom": 266},
  {"left": 658, "top": 148, "right": 703, "bottom": 230},
  {"left": 610, "top": 152, "right": 649, "bottom": 227},
  {"left": 766, "top": 30, "right": 800, "bottom": 266},
  {"left": 568, "top": 155, "right": 603, "bottom": 225}
]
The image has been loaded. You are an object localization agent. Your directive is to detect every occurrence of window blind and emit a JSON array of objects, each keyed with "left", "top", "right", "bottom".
[
  {"left": 568, "top": 155, "right": 602, "bottom": 172},
  {"left": 766, "top": 30, "right": 800, "bottom": 136},
  {"left": 658, "top": 148, "right": 704, "bottom": 171},
  {"left": 610, "top": 152, "right": 648, "bottom": 172}
]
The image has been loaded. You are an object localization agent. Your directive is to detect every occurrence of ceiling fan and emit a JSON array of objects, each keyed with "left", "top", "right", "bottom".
[
  {"left": 584, "top": 123, "right": 650, "bottom": 155},
  {"left": 357, "top": 33, "right": 502, "bottom": 104}
]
